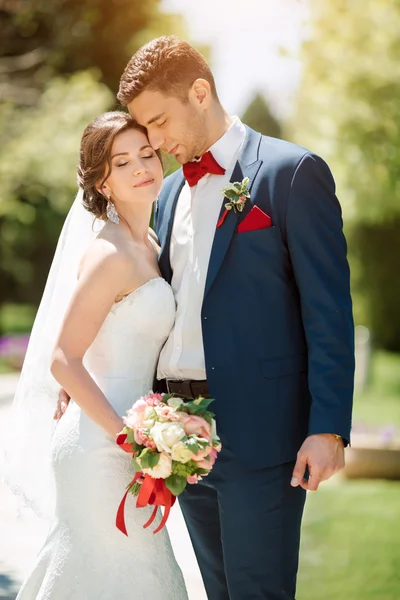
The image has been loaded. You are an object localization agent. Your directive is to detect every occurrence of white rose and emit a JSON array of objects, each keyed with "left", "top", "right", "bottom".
[
  {"left": 141, "top": 452, "right": 172, "bottom": 479},
  {"left": 171, "top": 441, "right": 194, "bottom": 464},
  {"left": 150, "top": 421, "right": 186, "bottom": 453},
  {"left": 167, "top": 397, "right": 184, "bottom": 408},
  {"left": 144, "top": 406, "right": 156, "bottom": 420}
]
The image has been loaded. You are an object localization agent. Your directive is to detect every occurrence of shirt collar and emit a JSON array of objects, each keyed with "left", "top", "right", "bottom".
[{"left": 207, "top": 116, "right": 246, "bottom": 171}]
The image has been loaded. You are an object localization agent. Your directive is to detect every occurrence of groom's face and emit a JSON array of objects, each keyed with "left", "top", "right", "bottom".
[{"left": 127, "top": 90, "right": 209, "bottom": 164}]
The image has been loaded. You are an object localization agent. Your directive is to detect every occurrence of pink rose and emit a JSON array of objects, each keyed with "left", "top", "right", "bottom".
[
  {"left": 209, "top": 448, "right": 218, "bottom": 467},
  {"left": 123, "top": 398, "right": 148, "bottom": 428},
  {"left": 178, "top": 413, "right": 212, "bottom": 441},
  {"left": 192, "top": 447, "right": 218, "bottom": 469},
  {"left": 194, "top": 458, "right": 212, "bottom": 471},
  {"left": 156, "top": 405, "right": 174, "bottom": 420},
  {"left": 187, "top": 474, "right": 202, "bottom": 484},
  {"left": 133, "top": 427, "right": 157, "bottom": 450},
  {"left": 144, "top": 393, "right": 163, "bottom": 406},
  {"left": 191, "top": 443, "right": 212, "bottom": 462}
]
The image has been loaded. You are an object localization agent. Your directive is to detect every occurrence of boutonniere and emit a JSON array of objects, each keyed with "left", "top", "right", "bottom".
[{"left": 217, "top": 177, "right": 250, "bottom": 228}]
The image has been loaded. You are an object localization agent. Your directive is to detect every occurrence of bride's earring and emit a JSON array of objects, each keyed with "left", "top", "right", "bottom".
[{"left": 105, "top": 192, "right": 119, "bottom": 224}]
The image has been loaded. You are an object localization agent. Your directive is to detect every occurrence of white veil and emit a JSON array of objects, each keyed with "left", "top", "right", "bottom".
[{"left": 3, "top": 189, "right": 103, "bottom": 519}]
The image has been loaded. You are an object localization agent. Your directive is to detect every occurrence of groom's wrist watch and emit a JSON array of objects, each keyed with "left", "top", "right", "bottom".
[{"left": 333, "top": 434, "right": 344, "bottom": 445}]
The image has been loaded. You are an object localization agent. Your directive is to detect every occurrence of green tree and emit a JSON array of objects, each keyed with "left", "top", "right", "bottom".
[
  {"left": 291, "top": 0, "right": 400, "bottom": 350},
  {"left": 0, "top": 0, "right": 185, "bottom": 98},
  {"left": 242, "top": 93, "right": 282, "bottom": 138},
  {"left": 0, "top": 1, "right": 187, "bottom": 311},
  {"left": 0, "top": 71, "right": 113, "bottom": 305}
]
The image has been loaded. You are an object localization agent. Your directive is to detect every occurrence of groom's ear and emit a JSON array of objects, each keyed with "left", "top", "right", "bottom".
[{"left": 189, "top": 78, "right": 212, "bottom": 110}]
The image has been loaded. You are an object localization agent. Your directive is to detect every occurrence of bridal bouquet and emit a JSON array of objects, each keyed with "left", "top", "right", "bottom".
[{"left": 116, "top": 392, "right": 221, "bottom": 535}]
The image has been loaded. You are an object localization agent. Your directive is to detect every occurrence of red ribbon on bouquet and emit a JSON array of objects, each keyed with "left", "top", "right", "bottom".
[{"left": 115, "top": 433, "right": 176, "bottom": 536}]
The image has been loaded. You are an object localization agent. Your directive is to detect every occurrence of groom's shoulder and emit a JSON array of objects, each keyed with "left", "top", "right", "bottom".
[
  {"left": 243, "top": 124, "right": 317, "bottom": 171},
  {"left": 257, "top": 131, "right": 312, "bottom": 169}
]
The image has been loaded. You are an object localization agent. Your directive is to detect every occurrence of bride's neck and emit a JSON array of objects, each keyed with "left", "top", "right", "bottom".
[{"left": 117, "top": 203, "right": 153, "bottom": 244}]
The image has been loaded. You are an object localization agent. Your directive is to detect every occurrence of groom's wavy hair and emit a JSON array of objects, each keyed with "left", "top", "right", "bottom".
[
  {"left": 77, "top": 111, "right": 162, "bottom": 220},
  {"left": 117, "top": 36, "right": 218, "bottom": 105}
]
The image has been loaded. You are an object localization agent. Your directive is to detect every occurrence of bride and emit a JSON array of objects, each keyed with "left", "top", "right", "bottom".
[{"left": 5, "top": 111, "right": 188, "bottom": 600}]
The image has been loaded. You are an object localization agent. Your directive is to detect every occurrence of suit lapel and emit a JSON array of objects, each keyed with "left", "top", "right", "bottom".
[
  {"left": 158, "top": 172, "right": 185, "bottom": 283},
  {"left": 204, "top": 127, "right": 263, "bottom": 298}
]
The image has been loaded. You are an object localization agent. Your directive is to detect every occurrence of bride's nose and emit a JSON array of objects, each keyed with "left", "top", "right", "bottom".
[{"left": 133, "top": 163, "right": 148, "bottom": 177}]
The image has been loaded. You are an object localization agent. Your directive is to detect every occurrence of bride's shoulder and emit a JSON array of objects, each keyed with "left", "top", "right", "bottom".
[{"left": 78, "top": 235, "right": 131, "bottom": 280}]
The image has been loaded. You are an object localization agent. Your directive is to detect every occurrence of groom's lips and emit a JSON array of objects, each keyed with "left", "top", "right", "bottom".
[
  {"left": 168, "top": 145, "right": 179, "bottom": 155},
  {"left": 133, "top": 178, "right": 155, "bottom": 188}
]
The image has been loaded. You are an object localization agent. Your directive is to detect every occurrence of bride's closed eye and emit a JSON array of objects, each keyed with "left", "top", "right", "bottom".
[{"left": 114, "top": 152, "right": 156, "bottom": 168}]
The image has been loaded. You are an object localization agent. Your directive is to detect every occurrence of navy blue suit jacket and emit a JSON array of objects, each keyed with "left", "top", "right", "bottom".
[{"left": 155, "top": 126, "right": 354, "bottom": 469}]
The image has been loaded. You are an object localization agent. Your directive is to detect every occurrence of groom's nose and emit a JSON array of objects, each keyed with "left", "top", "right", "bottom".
[{"left": 147, "top": 129, "right": 164, "bottom": 151}]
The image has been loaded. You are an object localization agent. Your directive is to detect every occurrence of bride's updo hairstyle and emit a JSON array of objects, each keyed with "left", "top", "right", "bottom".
[{"left": 78, "top": 111, "right": 161, "bottom": 220}]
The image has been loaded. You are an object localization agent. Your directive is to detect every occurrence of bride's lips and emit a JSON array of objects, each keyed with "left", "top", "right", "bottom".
[{"left": 133, "top": 178, "right": 155, "bottom": 188}]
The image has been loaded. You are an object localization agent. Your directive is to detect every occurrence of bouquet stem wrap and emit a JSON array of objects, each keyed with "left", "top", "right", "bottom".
[{"left": 116, "top": 433, "right": 176, "bottom": 535}]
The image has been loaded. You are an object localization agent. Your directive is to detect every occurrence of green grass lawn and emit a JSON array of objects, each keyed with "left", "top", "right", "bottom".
[
  {"left": 353, "top": 350, "right": 400, "bottom": 426},
  {"left": 298, "top": 350, "right": 400, "bottom": 600},
  {"left": 298, "top": 480, "right": 400, "bottom": 600}
]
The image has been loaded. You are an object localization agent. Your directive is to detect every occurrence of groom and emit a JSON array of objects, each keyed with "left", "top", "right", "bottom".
[{"left": 116, "top": 37, "right": 354, "bottom": 599}]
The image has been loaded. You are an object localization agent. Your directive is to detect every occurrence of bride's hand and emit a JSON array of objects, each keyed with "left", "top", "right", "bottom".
[
  {"left": 54, "top": 388, "right": 71, "bottom": 420},
  {"left": 108, "top": 418, "right": 125, "bottom": 440}
]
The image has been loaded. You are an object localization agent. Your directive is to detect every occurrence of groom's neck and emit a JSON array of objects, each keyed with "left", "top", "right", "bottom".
[{"left": 202, "top": 104, "right": 233, "bottom": 155}]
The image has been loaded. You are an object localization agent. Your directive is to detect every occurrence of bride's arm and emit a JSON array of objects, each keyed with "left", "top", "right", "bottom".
[{"left": 50, "top": 244, "right": 132, "bottom": 438}]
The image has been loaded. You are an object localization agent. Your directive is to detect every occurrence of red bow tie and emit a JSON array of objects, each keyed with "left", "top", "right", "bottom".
[{"left": 182, "top": 151, "right": 226, "bottom": 187}]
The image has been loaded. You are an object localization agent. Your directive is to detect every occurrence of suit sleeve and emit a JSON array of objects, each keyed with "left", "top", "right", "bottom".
[{"left": 285, "top": 153, "right": 354, "bottom": 444}]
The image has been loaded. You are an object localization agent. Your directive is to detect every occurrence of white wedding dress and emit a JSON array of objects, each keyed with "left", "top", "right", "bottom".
[{"left": 16, "top": 277, "right": 189, "bottom": 600}]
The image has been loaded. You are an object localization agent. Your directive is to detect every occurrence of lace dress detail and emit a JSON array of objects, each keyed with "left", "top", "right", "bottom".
[{"left": 16, "top": 278, "right": 188, "bottom": 600}]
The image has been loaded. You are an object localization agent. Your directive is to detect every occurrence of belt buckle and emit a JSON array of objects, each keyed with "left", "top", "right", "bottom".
[{"left": 167, "top": 379, "right": 193, "bottom": 399}]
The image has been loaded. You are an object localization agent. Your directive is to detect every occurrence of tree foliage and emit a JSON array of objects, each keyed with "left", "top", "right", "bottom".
[
  {"left": 291, "top": 0, "right": 400, "bottom": 224},
  {"left": 291, "top": 0, "right": 400, "bottom": 350},
  {"left": 242, "top": 93, "right": 282, "bottom": 139},
  {"left": 0, "top": 0, "right": 186, "bottom": 308},
  {"left": 0, "top": 0, "right": 185, "bottom": 97},
  {"left": 0, "top": 72, "right": 113, "bottom": 304}
]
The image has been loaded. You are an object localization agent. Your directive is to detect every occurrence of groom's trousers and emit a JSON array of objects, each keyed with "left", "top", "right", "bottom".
[{"left": 178, "top": 436, "right": 306, "bottom": 600}]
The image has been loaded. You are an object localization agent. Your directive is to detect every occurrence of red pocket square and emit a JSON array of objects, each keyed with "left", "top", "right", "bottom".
[{"left": 237, "top": 205, "right": 272, "bottom": 233}]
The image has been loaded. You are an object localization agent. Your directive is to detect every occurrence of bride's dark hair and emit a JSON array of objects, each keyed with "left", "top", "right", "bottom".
[{"left": 77, "top": 111, "right": 161, "bottom": 220}]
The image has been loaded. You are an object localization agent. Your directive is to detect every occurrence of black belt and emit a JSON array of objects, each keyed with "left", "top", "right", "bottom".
[{"left": 162, "top": 379, "right": 211, "bottom": 400}]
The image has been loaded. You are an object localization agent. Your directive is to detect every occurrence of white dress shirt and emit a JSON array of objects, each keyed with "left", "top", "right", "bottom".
[{"left": 157, "top": 117, "right": 246, "bottom": 380}]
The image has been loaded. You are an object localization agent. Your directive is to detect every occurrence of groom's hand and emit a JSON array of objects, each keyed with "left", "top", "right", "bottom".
[
  {"left": 290, "top": 434, "right": 345, "bottom": 491},
  {"left": 54, "top": 388, "right": 71, "bottom": 420}
]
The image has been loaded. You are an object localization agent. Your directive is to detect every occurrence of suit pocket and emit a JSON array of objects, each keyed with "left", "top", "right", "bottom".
[
  {"left": 235, "top": 225, "right": 279, "bottom": 241},
  {"left": 237, "top": 224, "right": 274, "bottom": 234},
  {"left": 261, "top": 353, "right": 308, "bottom": 379}
]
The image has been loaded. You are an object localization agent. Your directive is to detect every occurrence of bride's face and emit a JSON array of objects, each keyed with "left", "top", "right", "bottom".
[{"left": 101, "top": 128, "right": 163, "bottom": 208}]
